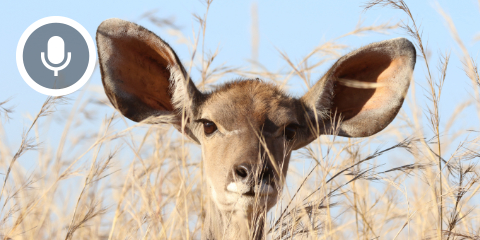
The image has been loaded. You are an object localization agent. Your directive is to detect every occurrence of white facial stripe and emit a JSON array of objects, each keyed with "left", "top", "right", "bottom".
[{"left": 223, "top": 129, "right": 244, "bottom": 136}]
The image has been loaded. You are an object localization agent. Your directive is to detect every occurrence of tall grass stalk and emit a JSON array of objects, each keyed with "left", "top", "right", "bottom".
[{"left": 0, "top": 1, "right": 480, "bottom": 239}]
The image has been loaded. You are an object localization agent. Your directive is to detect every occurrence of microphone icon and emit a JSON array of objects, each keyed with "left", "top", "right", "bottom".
[{"left": 41, "top": 36, "right": 71, "bottom": 76}]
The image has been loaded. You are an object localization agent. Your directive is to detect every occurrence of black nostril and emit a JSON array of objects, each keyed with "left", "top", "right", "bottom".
[
  {"left": 263, "top": 165, "right": 270, "bottom": 174},
  {"left": 234, "top": 165, "right": 249, "bottom": 179}
]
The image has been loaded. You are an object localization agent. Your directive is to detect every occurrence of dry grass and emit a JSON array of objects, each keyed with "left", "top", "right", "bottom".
[{"left": 1, "top": 0, "right": 480, "bottom": 239}]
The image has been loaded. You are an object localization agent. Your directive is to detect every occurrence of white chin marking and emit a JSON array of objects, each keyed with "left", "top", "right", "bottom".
[
  {"left": 226, "top": 182, "right": 238, "bottom": 192},
  {"left": 227, "top": 182, "right": 249, "bottom": 193}
]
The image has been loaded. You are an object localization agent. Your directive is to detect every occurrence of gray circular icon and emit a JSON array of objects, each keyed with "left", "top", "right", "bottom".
[
  {"left": 17, "top": 16, "right": 96, "bottom": 96},
  {"left": 23, "top": 23, "right": 89, "bottom": 89}
]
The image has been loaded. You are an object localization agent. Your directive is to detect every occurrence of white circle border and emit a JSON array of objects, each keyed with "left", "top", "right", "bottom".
[{"left": 16, "top": 16, "right": 96, "bottom": 96}]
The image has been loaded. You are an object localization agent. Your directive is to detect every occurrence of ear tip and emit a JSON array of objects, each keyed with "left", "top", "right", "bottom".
[
  {"left": 392, "top": 37, "right": 416, "bottom": 51},
  {"left": 389, "top": 37, "right": 413, "bottom": 44},
  {"left": 388, "top": 37, "right": 417, "bottom": 65},
  {"left": 97, "top": 18, "right": 134, "bottom": 38},
  {"left": 98, "top": 18, "right": 128, "bottom": 29}
]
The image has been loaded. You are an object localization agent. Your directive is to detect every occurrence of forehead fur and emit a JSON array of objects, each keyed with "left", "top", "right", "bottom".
[{"left": 200, "top": 79, "right": 298, "bottom": 131}]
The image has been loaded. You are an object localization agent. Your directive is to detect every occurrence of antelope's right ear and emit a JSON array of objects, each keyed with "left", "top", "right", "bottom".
[
  {"left": 96, "top": 18, "right": 202, "bottom": 143},
  {"left": 293, "top": 38, "right": 415, "bottom": 149}
]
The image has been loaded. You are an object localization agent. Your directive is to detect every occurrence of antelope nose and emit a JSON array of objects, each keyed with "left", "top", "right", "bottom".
[
  {"left": 229, "top": 163, "right": 276, "bottom": 196},
  {"left": 233, "top": 163, "right": 272, "bottom": 182},
  {"left": 234, "top": 164, "right": 250, "bottom": 181}
]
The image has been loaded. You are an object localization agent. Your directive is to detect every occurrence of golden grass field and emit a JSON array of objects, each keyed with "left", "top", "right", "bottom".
[{"left": 1, "top": 0, "right": 480, "bottom": 239}]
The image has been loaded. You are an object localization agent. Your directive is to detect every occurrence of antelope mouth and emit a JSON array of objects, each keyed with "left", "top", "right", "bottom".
[{"left": 226, "top": 182, "right": 276, "bottom": 197}]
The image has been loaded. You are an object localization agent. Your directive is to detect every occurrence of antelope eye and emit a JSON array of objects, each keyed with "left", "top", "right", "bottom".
[
  {"left": 284, "top": 124, "right": 298, "bottom": 141},
  {"left": 203, "top": 121, "right": 217, "bottom": 135}
]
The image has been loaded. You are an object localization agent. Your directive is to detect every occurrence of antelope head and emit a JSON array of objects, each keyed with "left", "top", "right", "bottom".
[{"left": 96, "top": 18, "right": 415, "bottom": 239}]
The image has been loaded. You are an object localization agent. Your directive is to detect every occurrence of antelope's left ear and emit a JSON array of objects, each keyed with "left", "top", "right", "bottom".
[{"left": 295, "top": 38, "right": 416, "bottom": 149}]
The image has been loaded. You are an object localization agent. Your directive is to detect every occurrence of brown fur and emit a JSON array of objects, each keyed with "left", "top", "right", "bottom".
[{"left": 201, "top": 80, "right": 298, "bottom": 132}]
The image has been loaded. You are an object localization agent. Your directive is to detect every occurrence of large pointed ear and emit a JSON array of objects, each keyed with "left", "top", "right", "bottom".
[
  {"left": 96, "top": 18, "right": 202, "bottom": 143},
  {"left": 295, "top": 38, "right": 415, "bottom": 148}
]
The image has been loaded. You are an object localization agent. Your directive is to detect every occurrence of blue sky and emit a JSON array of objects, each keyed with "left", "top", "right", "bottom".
[{"left": 1, "top": 0, "right": 480, "bottom": 170}]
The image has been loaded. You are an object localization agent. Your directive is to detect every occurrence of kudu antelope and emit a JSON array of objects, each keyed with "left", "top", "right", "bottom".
[{"left": 96, "top": 18, "right": 416, "bottom": 239}]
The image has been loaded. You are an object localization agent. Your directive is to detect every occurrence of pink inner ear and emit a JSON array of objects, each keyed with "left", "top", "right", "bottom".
[
  {"left": 108, "top": 35, "right": 175, "bottom": 112},
  {"left": 331, "top": 52, "right": 405, "bottom": 121}
]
